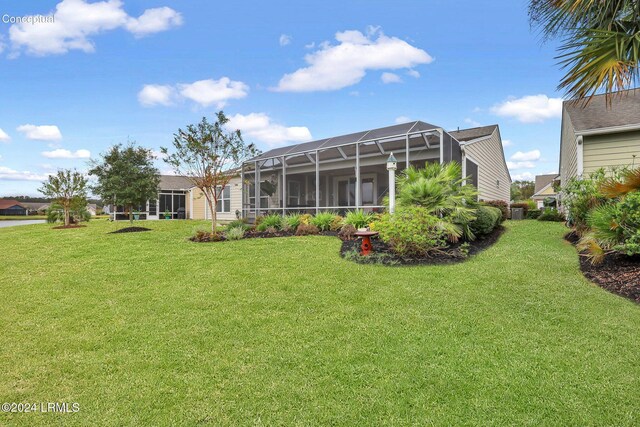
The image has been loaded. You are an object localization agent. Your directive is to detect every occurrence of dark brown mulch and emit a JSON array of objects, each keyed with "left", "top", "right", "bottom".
[
  {"left": 340, "top": 226, "right": 506, "bottom": 266},
  {"left": 109, "top": 227, "right": 151, "bottom": 234},
  {"left": 565, "top": 232, "right": 640, "bottom": 303},
  {"left": 52, "top": 224, "right": 87, "bottom": 229}
]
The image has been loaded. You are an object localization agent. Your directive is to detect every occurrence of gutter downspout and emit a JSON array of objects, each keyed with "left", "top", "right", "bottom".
[{"left": 576, "top": 135, "right": 584, "bottom": 177}]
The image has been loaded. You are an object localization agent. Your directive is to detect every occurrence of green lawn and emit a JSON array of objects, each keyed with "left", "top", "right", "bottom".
[{"left": 1, "top": 220, "right": 638, "bottom": 425}]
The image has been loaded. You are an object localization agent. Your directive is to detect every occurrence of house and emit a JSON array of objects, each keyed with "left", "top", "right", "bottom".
[
  {"left": 87, "top": 204, "right": 98, "bottom": 216},
  {"left": 559, "top": 90, "right": 640, "bottom": 187},
  {"left": 109, "top": 175, "right": 241, "bottom": 222},
  {"left": 21, "top": 202, "right": 50, "bottom": 215},
  {"left": 0, "top": 200, "right": 28, "bottom": 216},
  {"left": 532, "top": 174, "right": 559, "bottom": 208},
  {"left": 240, "top": 121, "right": 511, "bottom": 219}
]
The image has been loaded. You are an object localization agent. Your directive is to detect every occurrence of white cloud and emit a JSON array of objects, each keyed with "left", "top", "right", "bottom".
[
  {"left": 395, "top": 116, "right": 412, "bottom": 124},
  {"left": 510, "top": 149, "right": 541, "bottom": 161},
  {"left": 507, "top": 161, "right": 537, "bottom": 170},
  {"left": 0, "top": 166, "right": 49, "bottom": 181},
  {"left": 381, "top": 72, "right": 402, "bottom": 84},
  {"left": 511, "top": 172, "right": 536, "bottom": 181},
  {"left": 273, "top": 27, "right": 432, "bottom": 92},
  {"left": 139, "top": 77, "right": 249, "bottom": 108},
  {"left": 178, "top": 77, "right": 249, "bottom": 108},
  {"left": 304, "top": 41, "right": 315, "bottom": 49},
  {"left": 0, "top": 128, "right": 10, "bottom": 142},
  {"left": 41, "top": 148, "right": 91, "bottom": 159},
  {"left": 502, "top": 139, "right": 513, "bottom": 147},
  {"left": 464, "top": 118, "right": 481, "bottom": 127},
  {"left": 125, "top": 6, "right": 183, "bottom": 37},
  {"left": 491, "top": 94, "right": 563, "bottom": 123},
  {"left": 227, "top": 113, "right": 312, "bottom": 148},
  {"left": 8, "top": 0, "right": 182, "bottom": 56},
  {"left": 279, "top": 34, "right": 292, "bottom": 46},
  {"left": 17, "top": 124, "right": 62, "bottom": 141},
  {"left": 138, "top": 84, "right": 176, "bottom": 107},
  {"left": 406, "top": 69, "right": 420, "bottom": 78}
]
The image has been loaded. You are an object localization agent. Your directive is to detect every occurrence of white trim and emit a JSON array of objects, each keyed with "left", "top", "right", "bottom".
[
  {"left": 576, "top": 123, "right": 640, "bottom": 136},
  {"left": 576, "top": 135, "right": 584, "bottom": 177},
  {"left": 189, "top": 190, "right": 194, "bottom": 219},
  {"left": 458, "top": 134, "right": 492, "bottom": 146}
]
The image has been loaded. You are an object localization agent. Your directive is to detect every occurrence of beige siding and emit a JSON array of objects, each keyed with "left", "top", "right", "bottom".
[
  {"left": 559, "top": 108, "right": 578, "bottom": 184},
  {"left": 187, "top": 176, "right": 243, "bottom": 223},
  {"left": 583, "top": 130, "right": 640, "bottom": 174},
  {"left": 190, "top": 189, "right": 207, "bottom": 220},
  {"left": 463, "top": 128, "right": 511, "bottom": 202}
]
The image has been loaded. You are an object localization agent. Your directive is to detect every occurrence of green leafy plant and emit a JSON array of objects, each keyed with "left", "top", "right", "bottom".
[
  {"left": 311, "top": 212, "right": 335, "bottom": 231},
  {"left": 226, "top": 219, "right": 250, "bottom": 231},
  {"left": 538, "top": 208, "right": 565, "bottom": 222},
  {"left": 482, "top": 200, "right": 508, "bottom": 222},
  {"left": 224, "top": 226, "right": 245, "bottom": 240},
  {"left": 344, "top": 209, "right": 373, "bottom": 229},
  {"left": 330, "top": 215, "right": 344, "bottom": 231},
  {"left": 469, "top": 206, "right": 501, "bottom": 237},
  {"left": 256, "top": 213, "right": 282, "bottom": 231},
  {"left": 527, "top": 209, "right": 542, "bottom": 219}
]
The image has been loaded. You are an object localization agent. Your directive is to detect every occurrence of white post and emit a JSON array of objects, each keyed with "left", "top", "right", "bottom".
[
  {"left": 576, "top": 135, "right": 584, "bottom": 177},
  {"left": 387, "top": 152, "right": 397, "bottom": 214}
]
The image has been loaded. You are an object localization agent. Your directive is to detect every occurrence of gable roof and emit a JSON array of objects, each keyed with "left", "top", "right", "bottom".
[
  {"left": 449, "top": 125, "right": 498, "bottom": 142},
  {"left": 0, "top": 200, "right": 25, "bottom": 210},
  {"left": 564, "top": 89, "right": 640, "bottom": 132},
  {"left": 534, "top": 174, "right": 558, "bottom": 193},
  {"left": 159, "top": 175, "right": 194, "bottom": 190},
  {"left": 252, "top": 120, "right": 441, "bottom": 161}
]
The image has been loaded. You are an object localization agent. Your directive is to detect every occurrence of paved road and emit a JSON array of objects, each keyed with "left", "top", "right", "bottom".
[{"left": 0, "top": 220, "right": 46, "bottom": 228}]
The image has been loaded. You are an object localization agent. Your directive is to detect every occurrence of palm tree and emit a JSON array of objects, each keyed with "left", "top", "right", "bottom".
[{"left": 530, "top": 0, "right": 640, "bottom": 103}]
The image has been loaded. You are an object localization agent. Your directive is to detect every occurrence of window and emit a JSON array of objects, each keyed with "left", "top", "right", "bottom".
[{"left": 216, "top": 185, "right": 231, "bottom": 213}]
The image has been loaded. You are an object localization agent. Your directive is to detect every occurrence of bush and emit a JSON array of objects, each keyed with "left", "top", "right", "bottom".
[
  {"left": 310, "top": 212, "right": 335, "bottom": 231},
  {"left": 509, "top": 202, "right": 530, "bottom": 217},
  {"left": 482, "top": 200, "right": 508, "bottom": 222},
  {"left": 338, "top": 223, "right": 357, "bottom": 240},
  {"left": 191, "top": 229, "right": 224, "bottom": 242},
  {"left": 344, "top": 209, "right": 373, "bottom": 229},
  {"left": 282, "top": 214, "right": 301, "bottom": 232},
  {"left": 299, "top": 213, "right": 313, "bottom": 225},
  {"left": 526, "top": 209, "right": 542, "bottom": 219},
  {"left": 538, "top": 208, "right": 565, "bottom": 222},
  {"left": 295, "top": 223, "right": 319, "bottom": 236},
  {"left": 375, "top": 206, "right": 459, "bottom": 256},
  {"left": 224, "top": 226, "right": 245, "bottom": 240},
  {"left": 256, "top": 213, "right": 282, "bottom": 231},
  {"left": 469, "top": 206, "right": 501, "bottom": 237},
  {"left": 226, "top": 219, "right": 249, "bottom": 230},
  {"left": 330, "top": 215, "right": 344, "bottom": 231}
]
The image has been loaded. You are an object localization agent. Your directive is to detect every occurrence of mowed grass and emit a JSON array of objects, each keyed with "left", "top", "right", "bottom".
[{"left": 0, "top": 220, "right": 639, "bottom": 426}]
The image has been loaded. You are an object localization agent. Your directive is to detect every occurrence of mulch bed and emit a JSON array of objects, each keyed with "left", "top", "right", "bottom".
[
  {"left": 52, "top": 225, "right": 87, "bottom": 229},
  {"left": 109, "top": 227, "right": 152, "bottom": 234},
  {"left": 565, "top": 232, "right": 640, "bottom": 303},
  {"left": 340, "top": 226, "right": 505, "bottom": 266}
]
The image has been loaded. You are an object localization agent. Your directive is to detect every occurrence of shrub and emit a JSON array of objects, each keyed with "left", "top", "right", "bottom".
[
  {"left": 509, "top": 202, "right": 530, "bottom": 216},
  {"left": 330, "top": 215, "right": 344, "bottom": 231},
  {"left": 538, "top": 208, "right": 565, "bottom": 222},
  {"left": 526, "top": 209, "right": 542, "bottom": 219},
  {"left": 256, "top": 213, "right": 282, "bottom": 231},
  {"left": 224, "top": 226, "right": 245, "bottom": 240},
  {"left": 299, "top": 213, "right": 313, "bottom": 225},
  {"left": 375, "top": 206, "right": 459, "bottom": 256},
  {"left": 279, "top": 214, "right": 299, "bottom": 232},
  {"left": 311, "top": 212, "right": 336, "bottom": 231},
  {"left": 338, "top": 223, "right": 357, "bottom": 240},
  {"left": 295, "top": 223, "right": 319, "bottom": 236},
  {"left": 191, "top": 229, "right": 224, "bottom": 242},
  {"left": 46, "top": 202, "right": 91, "bottom": 224},
  {"left": 482, "top": 200, "right": 508, "bottom": 222},
  {"left": 264, "top": 226, "right": 278, "bottom": 235},
  {"left": 469, "top": 206, "right": 501, "bottom": 237},
  {"left": 344, "top": 209, "right": 373, "bottom": 229},
  {"left": 226, "top": 219, "right": 249, "bottom": 230}
]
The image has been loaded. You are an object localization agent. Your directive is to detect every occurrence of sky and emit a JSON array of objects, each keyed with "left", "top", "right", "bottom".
[{"left": 0, "top": 0, "right": 566, "bottom": 196}]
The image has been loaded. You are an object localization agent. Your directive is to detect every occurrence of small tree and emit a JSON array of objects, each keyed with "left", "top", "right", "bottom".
[
  {"left": 38, "top": 169, "right": 88, "bottom": 227},
  {"left": 89, "top": 143, "right": 160, "bottom": 223},
  {"left": 162, "top": 112, "right": 259, "bottom": 233}
]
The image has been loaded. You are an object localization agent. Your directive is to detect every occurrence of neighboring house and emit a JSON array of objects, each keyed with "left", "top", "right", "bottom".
[
  {"left": 87, "top": 204, "right": 98, "bottom": 216},
  {"left": 109, "top": 175, "right": 241, "bottom": 222},
  {"left": 559, "top": 89, "right": 640, "bottom": 187},
  {"left": 532, "top": 174, "right": 559, "bottom": 208},
  {"left": 0, "top": 200, "right": 28, "bottom": 216},
  {"left": 240, "top": 121, "right": 511, "bottom": 219},
  {"left": 21, "top": 202, "right": 50, "bottom": 214}
]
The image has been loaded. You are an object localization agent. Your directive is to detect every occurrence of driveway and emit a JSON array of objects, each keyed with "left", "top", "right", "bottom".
[{"left": 0, "top": 220, "right": 45, "bottom": 228}]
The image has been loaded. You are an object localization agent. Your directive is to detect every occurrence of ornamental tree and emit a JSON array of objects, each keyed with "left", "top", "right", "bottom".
[
  {"left": 38, "top": 169, "right": 88, "bottom": 227},
  {"left": 89, "top": 143, "right": 160, "bottom": 223},
  {"left": 162, "top": 112, "right": 259, "bottom": 233}
]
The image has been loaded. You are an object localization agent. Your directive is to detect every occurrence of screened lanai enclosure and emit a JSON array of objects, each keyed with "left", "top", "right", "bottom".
[{"left": 240, "top": 121, "right": 463, "bottom": 219}]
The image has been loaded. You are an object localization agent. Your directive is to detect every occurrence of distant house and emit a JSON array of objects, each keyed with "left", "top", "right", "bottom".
[
  {"left": 87, "top": 204, "right": 98, "bottom": 216},
  {"left": 21, "top": 202, "right": 50, "bottom": 214},
  {"left": 559, "top": 90, "right": 640, "bottom": 186},
  {"left": 0, "top": 200, "right": 27, "bottom": 216},
  {"left": 532, "top": 174, "right": 558, "bottom": 208}
]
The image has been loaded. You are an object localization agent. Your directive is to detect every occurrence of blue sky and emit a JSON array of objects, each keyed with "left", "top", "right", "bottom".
[{"left": 0, "top": 0, "right": 565, "bottom": 196}]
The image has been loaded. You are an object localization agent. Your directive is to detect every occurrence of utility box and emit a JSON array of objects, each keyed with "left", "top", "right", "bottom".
[{"left": 511, "top": 208, "right": 524, "bottom": 220}]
